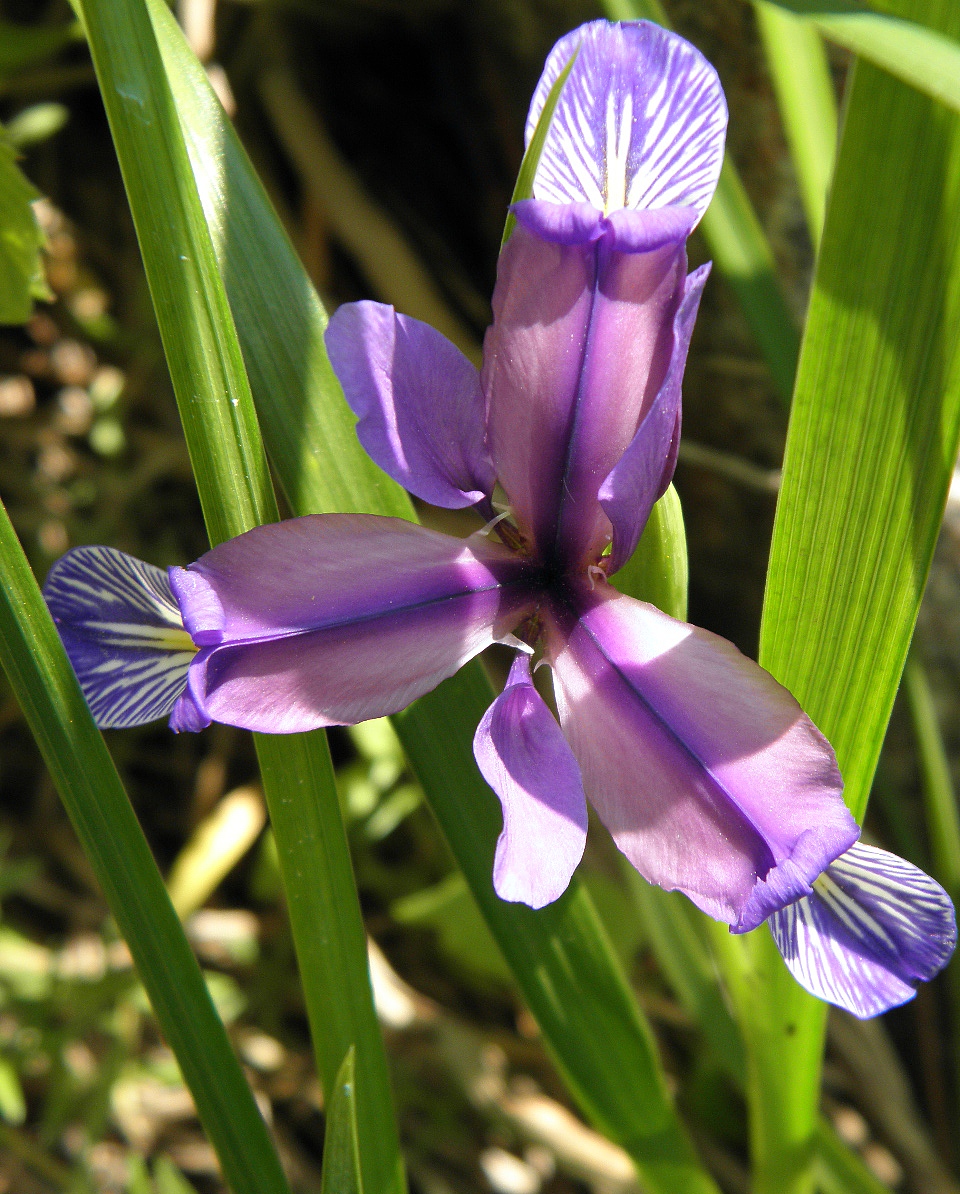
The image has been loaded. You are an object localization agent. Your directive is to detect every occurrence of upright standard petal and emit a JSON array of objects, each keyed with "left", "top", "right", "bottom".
[
  {"left": 526, "top": 21, "right": 726, "bottom": 223},
  {"left": 600, "top": 263, "right": 710, "bottom": 573},
  {"left": 43, "top": 546, "right": 196, "bottom": 728},
  {"left": 769, "top": 844, "right": 957, "bottom": 1018},
  {"left": 325, "top": 301, "right": 494, "bottom": 509},
  {"left": 474, "top": 653, "right": 588, "bottom": 908},
  {"left": 169, "top": 514, "right": 537, "bottom": 733},
  {"left": 482, "top": 225, "right": 687, "bottom": 567},
  {"left": 546, "top": 585, "right": 858, "bottom": 930}
]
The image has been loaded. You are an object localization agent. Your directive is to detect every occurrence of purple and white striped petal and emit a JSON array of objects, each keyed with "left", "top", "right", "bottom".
[
  {"left": 769, "top": 843, "right": 957, "bottom": 1018},
  {"left": 170, "top": 514, "right": 537, "bottom": 734},
  {"left": 482, "top": 225, "right": 687, "bottom": 567},
  {"left": 474, "top": 653, "right": 588, "bottom": 908},
  {"left": 546, "top": 586, "right": 859, "bottom": 930},
  {"left": 325, "top": 301, "right": 494, "bottom": 509},
  {"left": 43, "top": 546, "right": 195, "bottom": 728},
  {"left": 600, "top": 263, "right": 709, "bottom": 574},
  {"left": 526, "top": 21, "right": 726, "bottom": 223}
]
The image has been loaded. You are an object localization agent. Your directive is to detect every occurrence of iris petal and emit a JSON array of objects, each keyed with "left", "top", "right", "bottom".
[
  {"left": 483, "top": 225, "right": 687, "bottom": 566},
  {"left": 600, "top": 263, "right": 710, "bottom": 573},
  {"left": 325, "top": 301, "right": 494, "bottom": 509},
  {"left": 43, "top": 546, "right": 195, "bottom": 728},
  {"left": 769, "top": 843, "right": 957, "bottom": 1018},
  {"left": 547, "top": 586, "right": 858, "bottom": 929},
  {"left": 526, "top": 20, "right": 727, "bottom": 223},
  {"left": 474, "top": 653, "right": 588, "bottom": 908},
  {"left": 171, "top": 514, "right": 537, "bottom": 733}
]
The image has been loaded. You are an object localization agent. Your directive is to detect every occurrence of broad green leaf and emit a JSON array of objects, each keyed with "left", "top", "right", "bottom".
[
  {"left": 0, "top": 499, "right": 290, "bottom": 1194},
  {"left": 0, "top": 128, "right": 48, "bottom": 323},
  {"left": 149, "top": 6, "right": 717, "bottom": 1191},
  {"left": 603, "top": 0, "right": 801, "bottom": 401},
  {"left": 321, "top": 1049, "right": 364, "bottom": 1194},
  {"left": 612, "top": 485, "right": 688, "bottom": 619},
  {"left": 77, "top": 2, "right": 404, "bottom": 1192},
  {"left": 763, "top": 1, "right": 960, "bottom": 117},
  {"left": 735, "top": 0, "right": 960, "bottom": 1187}
]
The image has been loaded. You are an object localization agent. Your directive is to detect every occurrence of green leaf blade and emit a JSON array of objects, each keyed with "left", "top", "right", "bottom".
[{"left": 0, "top": 502, "right": 291, "bottom": 1194}]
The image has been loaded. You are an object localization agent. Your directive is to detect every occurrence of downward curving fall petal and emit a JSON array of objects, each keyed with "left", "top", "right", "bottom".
[
  {"left": 169, "top": 514, "right": 537, "bottom": 733},
  {"left": 546, "top": 585, "right": 858, "bottom": 929}
]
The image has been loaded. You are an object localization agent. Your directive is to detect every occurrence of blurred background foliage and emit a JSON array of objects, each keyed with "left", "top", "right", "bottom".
[{"left": 0, "top": 0, "right": 956, "bottom": 1191}]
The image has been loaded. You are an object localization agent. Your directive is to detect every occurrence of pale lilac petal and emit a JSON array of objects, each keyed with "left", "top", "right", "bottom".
[
  {"left": 600, "top": 264, "right": 710, "bottom": 573},
  {"left": 43, "top": 546, "right": 195, "bottom": 728},
  {"left": 474, "top": 653, "right": 588, "bottom": 908},
  {"left": 325, "top": 301, "right": 494, "bottom": 509},
  {"left": 169, "top": 514, "right": 536, "bottom": 733},
  {"left": 482, "top": 225, "right": 686, "bottom": 567},
  {"left": 526, "top": 21, "right": 727, "bottom": 223},
  {"left": 513, "top": 199, "right": 697, "bottom": 252},
  {"left": 770, "top": 844, "right": 957, "bottom": 1018},
  {"left": 546, "top": 586, "right": 858, "bottom": 930}
]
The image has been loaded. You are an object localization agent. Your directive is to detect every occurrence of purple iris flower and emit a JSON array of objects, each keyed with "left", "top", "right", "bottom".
[
  {"left": 769, "top": 842, "right": 956, "bottom": 1018},
  {"left": 44, "top": 19, "right": 858, "bottom": 932}
]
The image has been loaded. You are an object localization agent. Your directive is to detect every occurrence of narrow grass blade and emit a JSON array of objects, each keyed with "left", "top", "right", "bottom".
[
  {"left": 0, "top": 500, "right": 290, "bottom": 1194},
  {"left": 764, "top": 1, "right": 960, "bottom": 116},
  {"left": 753, "top": 1, "right": 837, "bottom": 240},
  {"left": 903, "top": 652, "right": 960, "bottom": 1130},
  {"left": 501, "top": 53, "right": 577, "bottom": 248},
  {"left": 321, "top": 1049, "right": 364, "bottom": 1194},
  {"left": 80, "top": 3, "right": 404, "bottom": 1190},
  {"left": 149, "top": 10, "right": 718, "bottom": 1190},
  {"left": 149, "top": 0, "right": 406, "bottom": 522},
  {"left": 603, "top": 0, "right": 801, "bottom": 401},
  {"left": 905, "top": 654, "right": 960, "bottom": 898}
]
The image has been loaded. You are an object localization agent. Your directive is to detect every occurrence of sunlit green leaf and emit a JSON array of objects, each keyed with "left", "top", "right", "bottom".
[{"left": 0, "top": 127, "right": 48, "bottom": 323}]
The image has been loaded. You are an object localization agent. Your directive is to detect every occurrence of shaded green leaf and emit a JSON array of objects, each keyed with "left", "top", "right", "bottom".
[
  {"left": 322, "top": 1049, "right": 364, "bottom": 1194},
  {"left": 88, "top": 2, "right": 405, "bottom": 1190}
]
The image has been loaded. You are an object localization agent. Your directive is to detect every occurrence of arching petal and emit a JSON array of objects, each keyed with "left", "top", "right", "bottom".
[
  {"left": 546, "top": 586, "right": 858, "bottom": 930},
  {"left": 526, "top": 20, "right": 726, "bottom": 223},
  {"left": 512, "top": 199, "right": 696, "bottom": 252},
  {"left": 600, "top": 263, "right": 709, "bottom": 573},
  {"left": 483, "top": 225, "right": 687, "bottom": 567},
  {"left": 325, "top": 301, "right": 494, "bottom": 509},
  {"left": 474, "top": 653, "right": 588, "bottom": 908},
  {"left": 170, "top": 514, "right": 536, "bottom": 733},
  {"left": 770, "top": 844, "right": 956, "bottom": 1018},
  {"left": 43, "top": 546, "right": 195, "bottom": 728}
]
